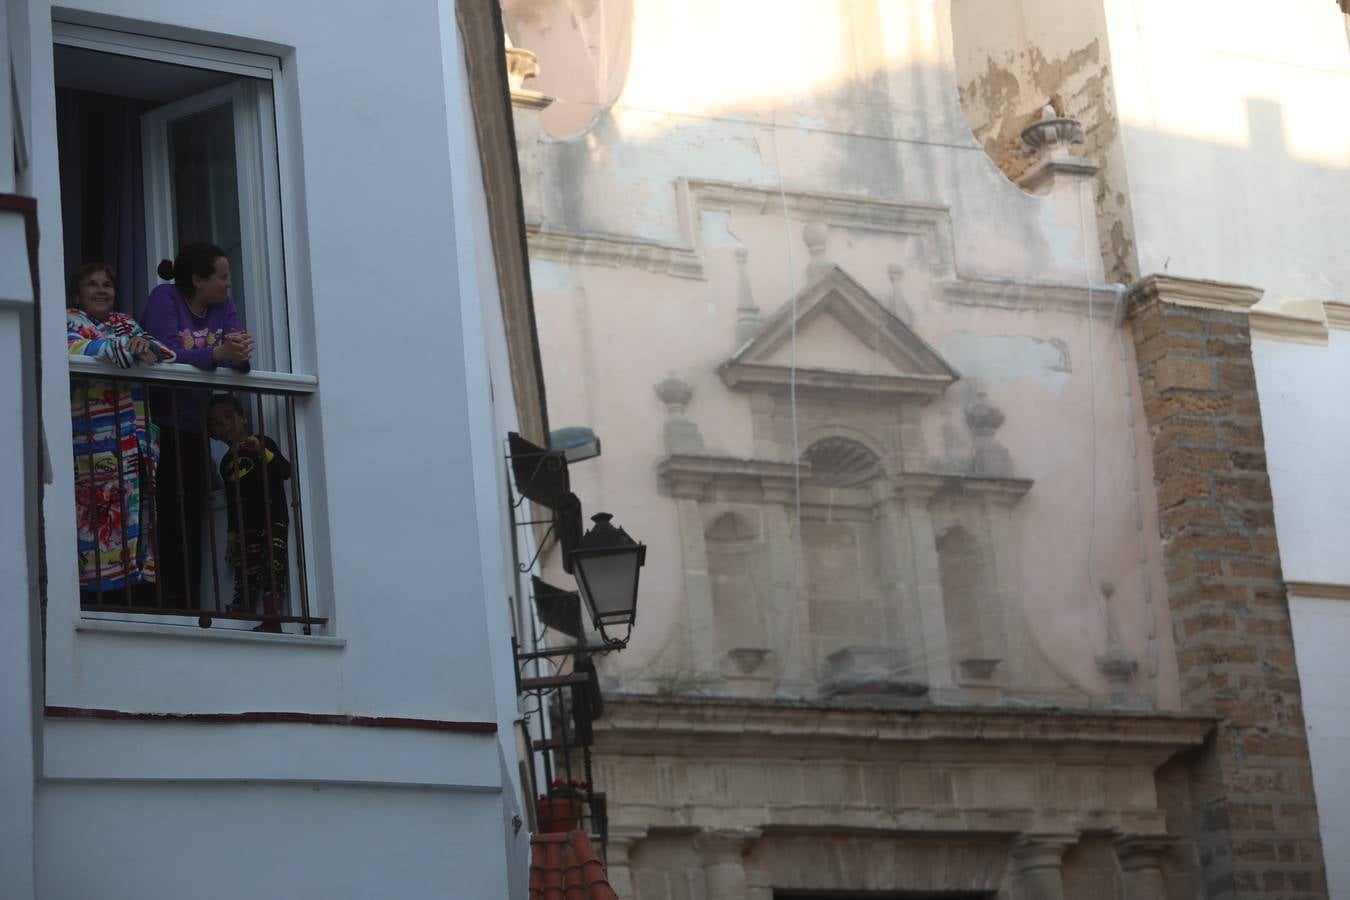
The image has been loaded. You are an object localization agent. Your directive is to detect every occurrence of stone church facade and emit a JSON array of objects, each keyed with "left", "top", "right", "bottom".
[{"left": 505, "top": 0, "right": 1331, "bottom": 897}]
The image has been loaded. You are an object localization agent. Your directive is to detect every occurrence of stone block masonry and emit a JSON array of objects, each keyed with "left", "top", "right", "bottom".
[{"left": 1127, "top": 275, "right": 1328, "bottom": 900}]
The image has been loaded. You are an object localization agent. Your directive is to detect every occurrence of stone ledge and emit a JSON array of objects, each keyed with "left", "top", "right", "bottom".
[
  {"left": 1128, "top": 274, "right": 1264, "bottom": 316},
  {"left": 593, "top": 694, "right": 1214, "bottom": 765}
]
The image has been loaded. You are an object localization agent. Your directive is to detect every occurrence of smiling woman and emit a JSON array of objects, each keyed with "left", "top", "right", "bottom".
[{"left": 66, "top": 262, "right": 175, "bottom": 601}]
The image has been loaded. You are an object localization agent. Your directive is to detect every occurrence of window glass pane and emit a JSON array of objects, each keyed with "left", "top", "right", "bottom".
[{"left": 168, "top": 102, "right": 247, "bottom": 329}]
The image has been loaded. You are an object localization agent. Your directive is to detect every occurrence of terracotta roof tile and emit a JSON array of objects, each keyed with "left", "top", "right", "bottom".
[{"left": 529, "top": 831, "right": 618, "bottom": 900}]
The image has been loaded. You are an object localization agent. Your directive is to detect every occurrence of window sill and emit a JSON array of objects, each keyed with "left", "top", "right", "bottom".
[{"left": 75, "top": 617, "right": 345, "bottom": 648}]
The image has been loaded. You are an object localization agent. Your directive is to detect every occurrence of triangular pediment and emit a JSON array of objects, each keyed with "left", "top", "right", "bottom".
[{"left": 720, "top": 265, "right": 959, "bottom": 398}]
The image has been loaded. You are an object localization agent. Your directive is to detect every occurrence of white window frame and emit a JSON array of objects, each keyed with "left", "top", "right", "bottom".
[
  {"left": 53, "top": 22, "right": 327, "bottom": 631},
  {"left": 52, "top": 21, "right": 300, "bottom": 375}
]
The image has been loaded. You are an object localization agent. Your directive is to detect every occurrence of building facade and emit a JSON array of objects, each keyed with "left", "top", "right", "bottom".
[
  {"left": 2, "top": 2, "right": 550, "bottom": 898},
  {"left": 508, "top": 0, "right": 1342, "bottom": 897}
]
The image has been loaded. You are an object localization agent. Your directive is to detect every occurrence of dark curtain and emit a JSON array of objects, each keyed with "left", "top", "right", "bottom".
[{"left": 56, "top": 89, "right": 152, "bottom": 317}]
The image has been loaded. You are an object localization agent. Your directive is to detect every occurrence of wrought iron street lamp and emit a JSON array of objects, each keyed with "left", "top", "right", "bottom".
[{"left": 570, "top": 513, "right": 646, "bottom": 638}]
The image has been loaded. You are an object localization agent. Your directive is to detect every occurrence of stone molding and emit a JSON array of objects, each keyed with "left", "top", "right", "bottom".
[
  {"left": 656, "top": 454, "right": 806, "bottom": 502},
  {"left": 527, "top": 178, "right": 1119, "bottom": 319},
  {"left": 719, "top": 264, "right": 959, "bottom": 401},
  {"left": 938, "top": 277, "right": 1119, "bottom": 318},
  {"left": 527, "top": 226, "right": 705, "bottom": 279},
  {"left": 592, "top": 694, "right": 1213, "bottom": 764},
  {"left": 1285, "top": 581, "right": 1350, "bottom": 601},
  {"left": 679, "top": 178, "right": 956, "bottom": 280},
  {"left": 751, "top": 834, "right": 1011, "bottom": 897},
  {"left": 693, "top": 827, "right": 762, "bottom": 861},
  {"left": 1125, "top": 280, "right": 1350, "bottom": 343},
  {"left": 657, "top": 454, "right": 1032, "bottom": 507},
  {"left": 1249, "top": 308, "right": 1329, "bottom": 344},
  {"left": 1326, "top": 301, "right": 1350, "bottom": 330},
  {"left": 1127, "top": 273, "right": 1264, "bottom": 315},
  {"left": 1018, "top": 155, "right": 1100, "bottom": 193}
]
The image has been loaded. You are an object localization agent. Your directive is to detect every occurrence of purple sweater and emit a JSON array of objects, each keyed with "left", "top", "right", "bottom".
[{"left": 140, "top": 284, "right": 251, "bottom": 433}]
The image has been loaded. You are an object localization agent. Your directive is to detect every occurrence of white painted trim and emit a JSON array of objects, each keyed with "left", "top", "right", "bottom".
[
  {"left": 51, "top": 22, "right": 279, "bottom": 80},
  {"left": 75, "top": 617, "right": 345, "bottom": 648},
  {"left": 67, "top": 355, "right": 316, "bottom": 395}
]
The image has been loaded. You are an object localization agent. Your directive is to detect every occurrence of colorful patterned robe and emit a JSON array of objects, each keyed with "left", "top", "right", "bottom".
[{"left": 68, "top": 308, "right": 173, "bottom": 593}]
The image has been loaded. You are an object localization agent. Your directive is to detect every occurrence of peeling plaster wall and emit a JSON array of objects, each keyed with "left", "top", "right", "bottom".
[{"left": 950, "top": 0, "right": 1137, "bottom": 285}]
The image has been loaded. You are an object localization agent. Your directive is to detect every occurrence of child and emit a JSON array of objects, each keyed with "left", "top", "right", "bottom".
[{"left": 207, "top": 393, "right": 291, "bottom": 632}]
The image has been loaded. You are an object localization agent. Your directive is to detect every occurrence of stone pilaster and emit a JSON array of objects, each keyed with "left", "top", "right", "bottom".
[
  {"left": 898, "top": 482, "right": 955, "bottom": 692},
  {"left": 694, "top": 828, "right": 762, "bottom": 900},
  {"left": 604, "top": 828, "right": 647, "bottom": 900},
  {"left": 1011, "top": 834, "right": 1077, "bottom": 900},
  {"left": 1115, "top": 834, "right": 1176, "bottom": 900},
  {"left": 1127, "top": 274, "right": 1328, "bottom": 899}
]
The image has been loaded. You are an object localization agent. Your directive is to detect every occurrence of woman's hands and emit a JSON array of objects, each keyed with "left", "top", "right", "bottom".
[
  {"left": 212, "top": 330, "right": 255, "bottom": 365},
  {"left": 127, "top": 335, "right": 159, "bottom": 365}
]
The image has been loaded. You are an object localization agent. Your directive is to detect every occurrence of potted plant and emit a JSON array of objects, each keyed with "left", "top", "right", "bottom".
[{"left": 536, "top": 778, "right": 588, "bottom": 833}]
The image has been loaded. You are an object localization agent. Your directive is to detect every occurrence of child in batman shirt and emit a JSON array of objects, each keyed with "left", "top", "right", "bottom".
[{"left": 207, "top": 393, "right": 291, "bottom": 632}]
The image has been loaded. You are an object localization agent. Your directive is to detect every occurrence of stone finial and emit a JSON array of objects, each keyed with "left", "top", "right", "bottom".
[
  {"left": 655, "top": 372, "right": 694, "bottom": 413},
  {"left": 503, "top": 32, "right": 553, "bottom": 110},
  {"left": 1017, "top": 105, "right": 1098, "bottom": 194},
  {"left": 655, "top": 372, "right": 704, "bottom": 454},
  {"left": 802, "top": 221, "right": 832, "bottom": 279},
  {"left": 964, "top": 392, "right": 1012, "bottom": 477},
  {"left": 887, "top": 264, "right": 915, "bottom": 326},
  {"left": 734, "top": 248, "right": 762, "bottom": 348},
  {"left": 1020, "top": 105, "right": 1086, "bottom": 160}
]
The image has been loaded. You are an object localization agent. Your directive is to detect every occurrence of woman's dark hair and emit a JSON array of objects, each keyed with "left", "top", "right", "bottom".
[
  {"left": 70, "top": 262, "right": 116, "bottom": 300},
  {"left": 157, "top": 243, "right": 226, "bottom": 297},
  {"left": 207, "top": 392, "right": 246, "bottom": 417}
]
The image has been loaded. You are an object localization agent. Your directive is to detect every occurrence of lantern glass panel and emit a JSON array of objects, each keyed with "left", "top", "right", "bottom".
[{"left": 577, "top": 550, "right": 639, "bottom": 622}]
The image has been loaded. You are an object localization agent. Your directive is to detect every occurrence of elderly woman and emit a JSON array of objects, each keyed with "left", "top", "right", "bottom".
[{"left": 67, "top": 262, "right": 175, "bottom": 601}]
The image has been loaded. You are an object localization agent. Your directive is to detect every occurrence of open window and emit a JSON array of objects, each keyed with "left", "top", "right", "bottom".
[
  {"left": 56, "top": 25, "right": 320, "bottom": 632},
  {"left": 54, "top": 24, "right": 288, "bottom": 370}
]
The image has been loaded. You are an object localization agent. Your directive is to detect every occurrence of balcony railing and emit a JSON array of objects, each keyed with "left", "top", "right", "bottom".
[{"left": 68, "top": 356, "right": 325, "bottom": 633}]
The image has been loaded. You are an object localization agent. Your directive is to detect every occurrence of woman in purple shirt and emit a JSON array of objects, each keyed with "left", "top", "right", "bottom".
[{"left": 140, "top": 242, "right": 255, "bottom": 609}]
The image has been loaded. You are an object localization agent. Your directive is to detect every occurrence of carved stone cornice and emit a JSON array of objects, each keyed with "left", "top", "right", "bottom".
[
  {"left": 657, "top": 454, "right": 807, "bottom": 502},
  {"left": 1127, "top": 274, "right": 1264, "bottom": 317},
  {"left": 591, "top": 694, "right": 1215, "bottom": 766},
  {"left": 657, "top": 455, "right": 1032, "bottom": 507},
  {"left": 720, "top": 265, "right": 959, "bottom": 402},
  {"left": 937, "top": 277, "right": 1120, "bottom": 318},
  {"left": 719, "top": 362, "right": 954, "bottom": 400},
  {"left": 895, "top": 472, "right": 1034, "bottom": 505},
  {"left": 527, "top": 178, "right": 956, "bottom": 282}
]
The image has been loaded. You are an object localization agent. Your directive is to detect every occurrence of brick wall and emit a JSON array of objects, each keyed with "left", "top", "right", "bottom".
[{"left": 1128, "top": 276, "right": 1327, "bottom": 900}]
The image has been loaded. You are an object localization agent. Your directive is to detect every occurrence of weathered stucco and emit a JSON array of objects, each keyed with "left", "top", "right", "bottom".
[
  {"left": 516, "top": 0, "right": 1177, "bottom": 715},
  {"left": 950, "top": 0, "right": 1137, "bottom": 285}
]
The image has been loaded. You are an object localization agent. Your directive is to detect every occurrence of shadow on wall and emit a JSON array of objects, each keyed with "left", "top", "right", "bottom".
[{"left": 1122, "top": 97, "right": 1350, "bottom": 304}]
